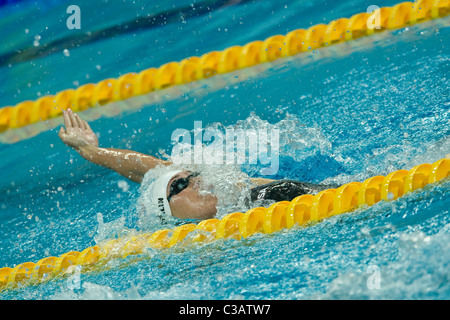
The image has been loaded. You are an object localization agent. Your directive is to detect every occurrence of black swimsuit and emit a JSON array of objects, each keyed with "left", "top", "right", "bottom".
[{"left": 250, "top": 179, "right": 339, "bottom": 202}]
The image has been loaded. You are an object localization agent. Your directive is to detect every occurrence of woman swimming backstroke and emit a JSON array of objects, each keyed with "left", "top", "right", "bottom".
[{"left": 58, "top": 109, "right": 336, "bottom": 220}]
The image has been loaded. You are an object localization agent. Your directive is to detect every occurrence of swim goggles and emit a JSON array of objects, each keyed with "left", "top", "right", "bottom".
[{"left": 167, "top": 172, "right": 200, "bottom": 202}]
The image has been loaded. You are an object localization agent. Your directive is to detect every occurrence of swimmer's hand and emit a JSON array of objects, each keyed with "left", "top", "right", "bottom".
[
  {"left": 58, "top": 108, "right": 170, "bottom": 183},
  {"left": 58, "top": 109, "right": 99, "bottom": 150}
]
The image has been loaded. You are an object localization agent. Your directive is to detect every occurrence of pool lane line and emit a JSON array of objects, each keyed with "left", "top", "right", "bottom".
[
  {"left": 0, "top": 157, "right": 448, "bottom": 291},
  {"left": 0, "top": 0, "right": 449, "bottom": 134}
]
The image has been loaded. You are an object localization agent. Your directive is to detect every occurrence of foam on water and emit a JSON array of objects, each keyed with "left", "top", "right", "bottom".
[{"left": 135, "top": 113, "right": 338, "bottom": 227}]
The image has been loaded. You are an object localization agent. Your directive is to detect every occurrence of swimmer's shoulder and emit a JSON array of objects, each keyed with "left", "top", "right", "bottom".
[{"left": 250, "top": 177, "right": 277, "bottom": 186}]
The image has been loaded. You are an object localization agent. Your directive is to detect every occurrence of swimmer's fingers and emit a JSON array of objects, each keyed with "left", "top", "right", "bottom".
[
  {"left": 73, "top": 113, "right": 85, "bottom": 129},
  {"left": 83, "top": 120, "right": 93, "bottom": 132},
  {"left": 68, "top": 110, "right": 79, "bottom": 128},
  {"left": 58, "top": 126, "right": 67, "bottom": 139},
  {"left": 67, "top": 109, "right": 84, "bottom": 130},
  {"left": 62, "top": 109, "right": 73, "bottom": 130}
]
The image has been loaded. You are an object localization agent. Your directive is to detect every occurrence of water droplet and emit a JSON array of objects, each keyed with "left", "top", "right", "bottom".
[{"left": 33, "top": 35, "right": 41, "bottom": 47}]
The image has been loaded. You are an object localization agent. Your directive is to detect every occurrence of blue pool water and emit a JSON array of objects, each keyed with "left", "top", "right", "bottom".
[{"left": 0, "top": 0, "right": 449, "bottom": 299}]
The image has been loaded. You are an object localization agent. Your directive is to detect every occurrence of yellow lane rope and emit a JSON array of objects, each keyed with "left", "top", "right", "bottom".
[
  {"left": 0, "top": 0, "right": 449, "bottom": 133},
  {"left": 1, "top": 158, "right": 448, "bottom": 291}
]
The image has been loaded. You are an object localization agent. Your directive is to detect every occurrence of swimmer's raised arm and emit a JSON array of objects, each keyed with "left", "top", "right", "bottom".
[
  {"left": 75, "top": 144, "right": 171, "bottom": 183},
  {"left": 58, "top": 109, "right": 170, "bottom": 183}
]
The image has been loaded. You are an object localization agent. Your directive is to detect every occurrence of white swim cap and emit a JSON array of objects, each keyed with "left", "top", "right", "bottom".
[{"left": 147, "top": 170, "right": 183, "bottom": 217}]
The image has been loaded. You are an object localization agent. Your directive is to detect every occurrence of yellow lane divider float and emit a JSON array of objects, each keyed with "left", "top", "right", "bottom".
[
  {"left": 0, "top": 0, "right": 449, "bottom": 133},
  {"left": 0, "top": 158, "right": 448, "bottom": 291}
]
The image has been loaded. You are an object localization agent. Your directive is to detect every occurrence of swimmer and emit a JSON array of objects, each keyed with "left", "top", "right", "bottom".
[{"left": 58, "top": 109, "right": 337, "bottom": 220}]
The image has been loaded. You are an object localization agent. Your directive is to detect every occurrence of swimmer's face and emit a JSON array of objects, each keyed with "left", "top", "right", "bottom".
[{"left": 166, "top": 171, "right": 218, "bottom": 220}]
